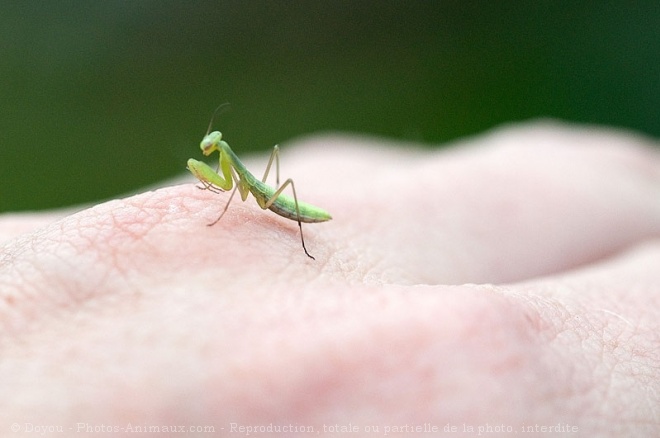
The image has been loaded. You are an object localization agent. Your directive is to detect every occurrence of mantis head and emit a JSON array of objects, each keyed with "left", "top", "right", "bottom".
[{"left": 200, "top": 131, "right": 223, "bottom": 156}]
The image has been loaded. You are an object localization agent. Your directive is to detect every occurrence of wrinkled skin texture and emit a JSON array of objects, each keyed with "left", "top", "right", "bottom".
[{"left": 1, "top": 121, "right": 659, "bottom": 437}]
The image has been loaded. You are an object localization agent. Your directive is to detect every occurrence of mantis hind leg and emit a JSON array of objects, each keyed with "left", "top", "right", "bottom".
[{"left": 263, "top": 178, "right": 315, "bottom": 260}]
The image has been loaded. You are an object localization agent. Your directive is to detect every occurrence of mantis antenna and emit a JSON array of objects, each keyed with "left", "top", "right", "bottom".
[{"left": 205, "top": 102, "right": 231, "bottom": 136}]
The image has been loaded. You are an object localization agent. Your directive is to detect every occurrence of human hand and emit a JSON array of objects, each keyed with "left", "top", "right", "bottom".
[{"left": 1, "top": 121, "right": 658, "bottom": 436}]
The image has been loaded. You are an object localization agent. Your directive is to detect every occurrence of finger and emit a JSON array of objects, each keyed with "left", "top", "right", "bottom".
[
  {"left": 512, "top": 239, "right": 660, "bottom": 331},
  {"left": 291, "top": 122, "right": 660, "bottom": 284},
  {"left": 0, "top": 184, "right": 331, "bottom": 337},
  {"left": 503, "top": 240, "right": 660, "bottom": 433}
]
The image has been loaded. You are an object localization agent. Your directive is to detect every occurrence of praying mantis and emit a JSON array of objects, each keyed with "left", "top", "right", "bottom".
[{"left": 186, "top": 108, "right": 332, "bottom": 260}]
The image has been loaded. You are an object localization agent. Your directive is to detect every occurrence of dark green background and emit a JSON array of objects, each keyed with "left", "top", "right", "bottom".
[{"left": 1, "top": 1, "right": 658, "bottom": 212}]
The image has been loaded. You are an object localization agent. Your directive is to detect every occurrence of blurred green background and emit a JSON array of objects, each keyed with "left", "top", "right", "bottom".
[{"left": 1, "top": 1, "right": 658, "bottom": 212}]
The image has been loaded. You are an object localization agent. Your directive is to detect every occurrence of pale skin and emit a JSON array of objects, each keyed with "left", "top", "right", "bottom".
[{"left": 0, "top": 122, "right": 659, "bottom": 436}]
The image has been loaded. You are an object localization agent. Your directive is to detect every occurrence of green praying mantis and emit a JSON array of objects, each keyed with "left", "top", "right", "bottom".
[{"left": 186, "top": 108, "right": 332, "bottom": 260}]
